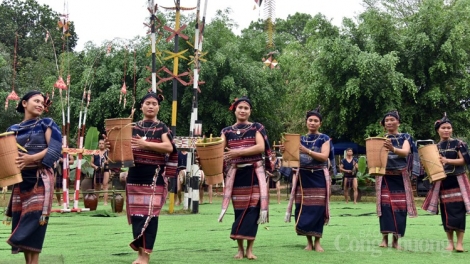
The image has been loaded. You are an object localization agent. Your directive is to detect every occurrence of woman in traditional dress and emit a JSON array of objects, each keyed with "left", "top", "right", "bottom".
[
  {"left": 5, "top": 91, "right": 62, "bottom": 264},
  {"left": 218, "top": 96, "right": 273, "bottom": 260},
  {"left": 91, "top": 139, "right": 109, "bottom": 205},
  {"left": 377, "top": 110, "right": 419, "bottom": 249},
  {"left": 282, "top": 106, "right": 335, "bottom": 252},
  {"left": 422, "top": 113, "right": 470, "bottom": 252},
  {"left": 340, "top": 148, "right": 358, "bottom": 204},
  {"left": 107, "top": 92, "right": 178, "bottom": 264}
]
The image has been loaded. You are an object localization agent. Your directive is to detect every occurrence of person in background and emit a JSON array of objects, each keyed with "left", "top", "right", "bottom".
[
  {"left": 196, "top": 159, "right": 211, "bottom": 204},
  {"left": 176, "top": 150, "right": 188, "bottom": 206},
  {"left": 54, "top": 158, "right": 63, "bottom": 206},
  {"left": 340, "top": 148, "right": 358, "bottom": 204},
  {"left": 91, "top": 139, "right": 109, "bottom": 205},
  {"left": 266, "top": 152, "right": 281, "bottom": 204}
]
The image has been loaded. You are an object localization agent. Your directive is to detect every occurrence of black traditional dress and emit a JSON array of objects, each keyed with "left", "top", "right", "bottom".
[
  {"left": 126, "top": 120, "right": 178, "bottom": 253},
  {"left": 422, "top": 139, "right": 470, "bottom": 232}
]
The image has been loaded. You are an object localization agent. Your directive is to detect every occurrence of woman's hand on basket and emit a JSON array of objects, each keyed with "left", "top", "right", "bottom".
[
  {"left": 439, "top": 156, "right": 448, "bottom": 166},
  {"left": 224, "top": 148, "right": 240, "bottom": 160},
  {"left": 383, "top": 139, "right": 394, "bottom": 152},
  {"left": 300, "top": 145, "right": 310, "bottom": 154},
  {"left": 131, "top": 135, "right": 148, "bottom": 150},
  {"left": 16, "top": 152, "right": 35, "bottom": 170}
]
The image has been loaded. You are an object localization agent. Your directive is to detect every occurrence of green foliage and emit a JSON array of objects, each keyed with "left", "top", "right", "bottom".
[
  {"left": 358, "top": 156, "right": 367, "bottom": 174},
  {"left": 84, "top": 126, "right": 100, "bottom": 156},
  {"left": 1, "top": 0, "right": 470, "bottom": 151}
]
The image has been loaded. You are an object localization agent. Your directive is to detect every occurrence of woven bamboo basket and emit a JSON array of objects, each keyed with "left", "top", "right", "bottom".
[
  {"left": 365, "top": 137, "right": 388, "bottom": 175},
  {"left": 105, "top": 118, "right": 134, "bottom": 168},
  {"left": 195, "top": 137, "right": 224, "bottom": 185},
  {"left": 0, "top": 132, "right": 22, "bottom": 187},
  {"left": 418, "top": 144, "right": 446, "bottom": 183},
  {"left": 282, "top": 133, "right": 300, "bottom": 167}
]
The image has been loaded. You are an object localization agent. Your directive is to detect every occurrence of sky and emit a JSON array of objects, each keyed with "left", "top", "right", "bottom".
[{"left": 34, "top": 0, "right": 365, "bottom": 51}]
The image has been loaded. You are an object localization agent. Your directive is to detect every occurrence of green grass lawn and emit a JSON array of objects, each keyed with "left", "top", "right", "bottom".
[{"left": 1, "top": 191, "right": 469, "bottom": 264}]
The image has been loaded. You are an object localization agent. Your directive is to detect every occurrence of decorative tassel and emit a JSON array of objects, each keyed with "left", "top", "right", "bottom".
[
  {"left": 3, "top": 216, "right": 11, "bottom": 226},
  {"left": 54, "top": 76, "right": 67, "bottom": 90},
  {"left": 4, "top": 99, "right": 8, "bottom": 111},
  {"left": 284, "top": 212, "right": 291, "bottom": 223},
  {"left": 120, "top": 82, "right": 127, "bottom": 106},
  {"left": 218, "top": 209, "right": 226, "bottom": 222},
  {"left": 257, "top": 210, "right": 268, "bottom": 224},
  {"left": 39, "top": 215, "right": 48, "bottom": 226}
]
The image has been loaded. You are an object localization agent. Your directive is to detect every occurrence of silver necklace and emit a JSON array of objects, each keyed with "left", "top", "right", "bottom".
[
  {"left": 139, "top": 120, "right": 160, "bottom": 140},
  {"left": 17, "top": 117, "right": 41, "bottom": 146},
  {"left": 232, "top": 123, "right": 253, "bottom": 135}
]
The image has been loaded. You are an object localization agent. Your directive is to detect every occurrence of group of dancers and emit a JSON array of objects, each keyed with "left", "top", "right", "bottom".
[{"left": 3, "top": 91, "right": 470, "bottom": 264}]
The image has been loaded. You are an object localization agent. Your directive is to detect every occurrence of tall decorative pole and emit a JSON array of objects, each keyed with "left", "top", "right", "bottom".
[
  {"left": 188, "top": 0, "right": 201, "bottom": 213},
  {"left": 172, "top": 1, "right": 181, "bottom": 136},
  {"left": 149, "top": 0, "right": 157, "bottom": 93},
  {"left": 161, "top": 0, "right": 195, "bottom": 213},
  {"left": 184, "top": 0, "right": 208, "bottom": 213},
  {"left": 56, "top": 0, "right": 71, "bottom": 210},
  {"left": 257, "top": 0, "right": 280, "bottom": 69}
]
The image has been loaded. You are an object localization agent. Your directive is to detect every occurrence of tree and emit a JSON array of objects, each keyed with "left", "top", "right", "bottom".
[{"left": 279, "top": 0, "right": 470, "bottom": 144}]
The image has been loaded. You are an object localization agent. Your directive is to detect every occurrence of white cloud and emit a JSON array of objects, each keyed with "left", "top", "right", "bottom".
[{"left": 34, "top": 0, "right": 364, "bottom": 51}]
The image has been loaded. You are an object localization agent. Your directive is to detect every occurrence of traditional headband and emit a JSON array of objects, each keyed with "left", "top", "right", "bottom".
[
  {"left": 380, "top": 110, "right": 400, "bottom": 126},
  {"left": 228, "top": 96, "right": 252, "bottom": 111},
  {"left": 305, "top": 105, "right": 322, "bottom": 121},
  {"left": 140, "top": 92, "right": 164, "bottom": 105},
  {"left": 434, "top": 112, "right": 451, "bottom": 131}
]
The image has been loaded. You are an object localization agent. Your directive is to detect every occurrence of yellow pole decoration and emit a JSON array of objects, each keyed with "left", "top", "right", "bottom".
[{"left": 161, "top": 0, "right": 196, "bottom": 214}]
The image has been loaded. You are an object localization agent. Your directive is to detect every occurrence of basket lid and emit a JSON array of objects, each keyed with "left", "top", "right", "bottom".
[
  {"left": 195, "top": 137, "right": 224, "bottom": 147},
  {"left": 365, "top": 137, "right": 387, "bottom": 141}
]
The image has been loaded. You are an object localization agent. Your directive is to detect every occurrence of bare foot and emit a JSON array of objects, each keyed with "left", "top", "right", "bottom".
[
  {"left": 392, "top": 242, "right": 402, "bottom": 250},
  {"left": 455, "top": 245, "right": 465, "bottom": 252},
  {"left": 133, "top": 249, "right": 149, "bottom": 264},
  {"left": 445, "top": 244, "right": 455, "bottom": 251},
  {"left": 132, "top": 255, "right": 149, "bottom": 264},
  {"left": 246, "top": 252, "right": 257, "bottom": 259},
  {"left": 234, "top": 251, "right": 244, "bottom": 259},
  {"left": 379, "top": 238, "right": 388, "bottom": 248},
  {"left": 314, "top": 244, "right": 324, "bottom": 252},
  {"left": 304, "top": 244, "right": 313, "bottom": 251},
  {"left": 103, "top": 203, "right": 108, "bottom": 206},
  {"left": 354, "top": 202, "right": 357, "bottom": 204},
  {"left": 175, "top": 202, "right": 180, "bottom": 206},
  {"left": 132, "top": 258, "right": 143, "bottom": 264}
]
